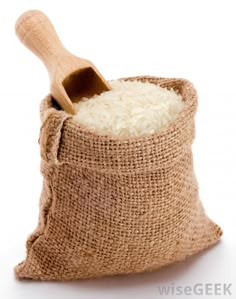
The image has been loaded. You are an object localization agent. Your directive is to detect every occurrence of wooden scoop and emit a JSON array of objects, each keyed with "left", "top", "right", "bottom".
[{"left": 15, "top": 10, "right": 111, "bottom": 114}]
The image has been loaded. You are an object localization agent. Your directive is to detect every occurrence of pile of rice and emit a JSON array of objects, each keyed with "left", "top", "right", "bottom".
[{"left": 73, "top": 80, "right": 183, "bottom": 139}]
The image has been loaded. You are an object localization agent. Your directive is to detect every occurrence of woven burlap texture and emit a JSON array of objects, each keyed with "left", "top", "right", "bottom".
[{"left": 15, "top": 76, "right": 222, "bottom": 280}]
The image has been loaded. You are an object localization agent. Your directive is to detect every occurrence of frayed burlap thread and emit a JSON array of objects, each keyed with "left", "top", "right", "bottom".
[{"left": 15, "top": 76, "right": 222, "bottom": 280}]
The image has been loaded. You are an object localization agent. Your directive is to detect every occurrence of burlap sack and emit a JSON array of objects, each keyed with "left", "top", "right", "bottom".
[{"left": 15, "top": 76, "right": 222, "bottom": 280}]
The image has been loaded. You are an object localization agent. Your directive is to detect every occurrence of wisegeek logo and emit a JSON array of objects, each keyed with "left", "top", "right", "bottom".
[{"left": 157, "top": 283, "right": 232, "bottom": 296}]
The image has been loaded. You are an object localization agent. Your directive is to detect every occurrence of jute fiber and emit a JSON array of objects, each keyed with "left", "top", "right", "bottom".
[{"left": 15, "top": 76, "right": 222, "bottom": 280}]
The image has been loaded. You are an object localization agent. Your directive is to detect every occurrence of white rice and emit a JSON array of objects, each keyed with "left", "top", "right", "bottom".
[{"left": 73, "top": 80, "right": 183, "bottom": 139}]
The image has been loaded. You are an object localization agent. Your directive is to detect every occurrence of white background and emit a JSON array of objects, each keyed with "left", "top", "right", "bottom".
[{"left": 0, "top": 0, "right": 235, "bottom": 298}]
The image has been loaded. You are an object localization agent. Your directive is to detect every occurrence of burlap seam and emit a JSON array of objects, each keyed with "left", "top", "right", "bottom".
[
  {"left": 39, "top": 108, "right": 71, "bottom": 164},
  {"left": 15, "top": 166, "right": 56, "bottom": 278}
]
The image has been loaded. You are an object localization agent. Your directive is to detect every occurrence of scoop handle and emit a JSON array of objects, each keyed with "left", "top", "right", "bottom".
[{"left": 15, "top": 10, "right": 71, "bottom": 77}]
